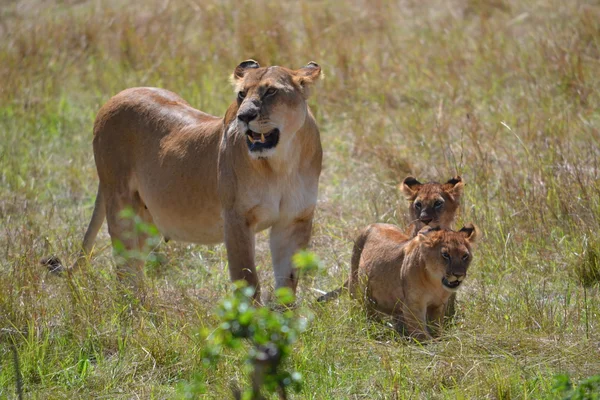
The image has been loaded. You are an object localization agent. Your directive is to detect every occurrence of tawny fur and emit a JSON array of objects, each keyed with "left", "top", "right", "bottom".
[
  {"left": 317, "top": 176, "right": 464, "bottom": 303},
  {"left": 46, "top": 60, "right": 323, "bottom": 299},
  {"left": 350, "top": 224, "right": 478, "bottom": 340},
  {"left": 400, "top": 176, "right": 463, "bottom": 236}
]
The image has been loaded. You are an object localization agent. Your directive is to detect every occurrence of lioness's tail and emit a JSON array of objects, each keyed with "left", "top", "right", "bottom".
[
  {"left": 41, "top": 184, "right": 106, "bottom": 273},
  {"left": 316, "top": 279, "right": 348, "bottom": 302},
  {"left": 317, "top": 225, "right": 372, "bottom": 302}
]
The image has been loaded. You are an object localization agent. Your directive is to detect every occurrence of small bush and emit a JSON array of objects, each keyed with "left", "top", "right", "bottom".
[
  {"left": 180, "top": 281, "right": 311, "bottom": 399},
  {"left": 553, "top": 374, "right": 600, "bottom": 400}
]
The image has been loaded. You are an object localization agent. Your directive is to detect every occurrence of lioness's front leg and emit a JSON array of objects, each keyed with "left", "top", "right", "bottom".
[
  {"left": 269, "top": 212, "right": 314, "bottom": 292},
  {"left": 223, "top": 210, "right": 259, "bottom": 299}
]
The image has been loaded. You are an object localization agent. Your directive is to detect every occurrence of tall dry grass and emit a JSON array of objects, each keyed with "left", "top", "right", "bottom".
[{"left": 1, "top": 0, "right": 599, "bottom": 398}]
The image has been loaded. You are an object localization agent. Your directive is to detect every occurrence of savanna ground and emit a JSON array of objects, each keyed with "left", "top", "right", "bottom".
[{"left": 1, "top": 0, "right": 600, "bottom": 398}]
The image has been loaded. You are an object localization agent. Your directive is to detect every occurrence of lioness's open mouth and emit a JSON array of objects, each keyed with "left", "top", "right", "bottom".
[
  {"left": 442, "top": 277, "right": 461, "bottom": 289},
  {"left": 246, "top": 128, "right": 280, "bottom": 151}
]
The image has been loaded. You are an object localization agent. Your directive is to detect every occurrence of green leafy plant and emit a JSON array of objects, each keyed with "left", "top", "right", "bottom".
[
  {"left": 180, "top": 280, "right": 311, "bottom": 399},
  {"left": 113, "top": 207, "right": 162, "bottom": 263},
  {"left": 553, "top": 374, "right": 600, "bottom": 400},
  {"left": 292, "top": 250, "right": 324, "bottom": 277}
]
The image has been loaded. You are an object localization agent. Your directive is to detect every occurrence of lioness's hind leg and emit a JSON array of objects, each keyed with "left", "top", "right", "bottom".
[{"left": 105, "top": 190, "right": 154, "bottom": 295}]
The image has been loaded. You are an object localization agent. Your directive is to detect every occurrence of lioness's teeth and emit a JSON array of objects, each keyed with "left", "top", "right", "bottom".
[
  {"left": 248, "top": 136, "right": 256, "bottom": 144},
  {"left": 260, "top": 133, "right": 266, "bottom": 143}
]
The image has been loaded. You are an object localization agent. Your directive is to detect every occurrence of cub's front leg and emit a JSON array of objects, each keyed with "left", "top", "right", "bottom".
[
  {"left": 401, "top": 302, "right": 433, "bottom": 341},
  {"left": 269, "top": 210, "right": 314, "bottom": 293},
  {"left": 223, "top": 209, "right": 259, "bottom": 300},
  {"left": 427, "top": 303, "right": 447, "bottom": 337}
]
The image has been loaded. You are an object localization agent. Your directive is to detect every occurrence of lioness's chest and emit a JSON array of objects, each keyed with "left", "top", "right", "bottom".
[{"left": 242, "top": 173, "right": 318, "bottom": 231}]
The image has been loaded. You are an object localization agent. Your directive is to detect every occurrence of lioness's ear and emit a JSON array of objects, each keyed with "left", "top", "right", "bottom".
[
  {"left": 459, "top": 223, "right": 480, "bottom": 243},
  {"left": 400, "top": 176, "right": 422, "bottom": 199},
  {"left": 442, "top": 175, "right": 464, "bottom": 200},
  {"left": 294, "top": 61, "right": 322, "bottom": 88},
  {"left": 232, "top": 59, "right": 260, "bottom": 81}
]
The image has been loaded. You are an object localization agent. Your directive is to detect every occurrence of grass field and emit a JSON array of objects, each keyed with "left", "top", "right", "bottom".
[{"left": 1, "top": 0, "right": 600, "bottom": 398}]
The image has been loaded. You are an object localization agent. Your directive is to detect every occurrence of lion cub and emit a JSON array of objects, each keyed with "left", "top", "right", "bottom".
[
  {"left": 317, "top": 176, "right": 463, "bottom": 303},
  {"left": 354, "top": 224, "right": 478, "bottom": 340},
  {"left": 400, "top": 176, "right": 464, "bottom": 236}
]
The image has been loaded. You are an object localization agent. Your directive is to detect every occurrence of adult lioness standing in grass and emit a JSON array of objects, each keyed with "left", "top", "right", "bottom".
[{"left": 46, "top": 60, "right": 323, "bottom": 299}]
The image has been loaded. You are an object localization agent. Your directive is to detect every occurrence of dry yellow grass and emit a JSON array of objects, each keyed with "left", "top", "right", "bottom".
[{"left": 1, "top": 0, "right": 599, "bottom": 398}]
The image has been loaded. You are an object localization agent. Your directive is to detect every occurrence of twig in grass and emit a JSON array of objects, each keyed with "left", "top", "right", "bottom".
[{"left": 583, "top": 284, "right": 589, "bottom": 340}]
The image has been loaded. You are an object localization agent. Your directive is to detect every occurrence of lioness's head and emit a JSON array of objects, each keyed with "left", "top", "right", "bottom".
[
  {"left": 417, "top": 224, "right": 479, "bottom": 292},
  {"left": 230, "top": 59, "right": 322, "bottom": 159},
  {"left": 400, "top": 176, "right": 464, "bottom": 230}
]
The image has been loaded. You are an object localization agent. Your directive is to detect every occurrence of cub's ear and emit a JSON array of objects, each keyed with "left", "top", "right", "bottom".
[
  {"left": 442, "top": 175, "right": 464, "bottom": 200},
  {"left": 293, "top": 61, "right": 322, "bottom": 89},
  {"left": 459, "top": 223, "right": 479, "bottom": 243},
  {"left": 400, "top": 176, "right": 422, "bottom": 199},
  {"left": 233, "top": 59, "right": 260, "bottom": 80}
]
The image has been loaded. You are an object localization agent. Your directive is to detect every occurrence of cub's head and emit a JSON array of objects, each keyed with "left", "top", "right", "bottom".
[
  {"left": 230, "top": 59, "right": 322, "bottom": 159},
  {"left": 417, "top": 224, "right": 479, "bottom": 292},
  {"left": 400, "top": 176, "right": 464, "bottom": 231}
]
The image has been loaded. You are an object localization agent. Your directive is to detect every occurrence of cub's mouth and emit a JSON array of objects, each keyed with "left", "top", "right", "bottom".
[
  {"left": 442, "top": 277, "right": 462, "bottom": 290},
  {"left": 420, "top": 218, "right": 438, "bottom": 227},
  {"left": 245, "top": 128, "right": 280, "bottom": 152}
]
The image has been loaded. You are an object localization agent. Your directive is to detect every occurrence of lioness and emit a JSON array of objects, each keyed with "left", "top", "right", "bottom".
[
  {"left": 45, "top": 60, "right": 323, "bottom": 299},
  {"left": 317, "top": 176, "right": 463, "bottom": 302},
  {"left": 350, "top": 224, "right": 478, "bottom": 340}
]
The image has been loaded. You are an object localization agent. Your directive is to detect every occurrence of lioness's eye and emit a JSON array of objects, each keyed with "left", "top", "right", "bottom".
[
  {"left": 238, "top": 91, "right": 246, "bottom": 100},
  {"left": 415, "top": 201, "right": 422, "bottom": 210},
  {"left": 442, "top": 252, "right": 450, "bottom": 260},
  {"left": 434, "top": 200, "right": 443, "bottom": 209},
  {"left": 462, "top": 254, "right": 470, "bottom": 261},
  {"left": 265, "top": 87, "right": 278, "bottom": 97}
]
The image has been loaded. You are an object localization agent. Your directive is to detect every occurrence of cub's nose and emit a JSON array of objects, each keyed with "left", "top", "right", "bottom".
[
  {"left": 420, "top": 217, "right": 433, "bottom": 224},
  {"left": 238, "top": 110, "right": 258, "bottom": 124}
]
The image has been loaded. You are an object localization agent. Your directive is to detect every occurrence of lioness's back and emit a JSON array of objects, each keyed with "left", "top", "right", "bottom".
[
  {"left": 92, "top": 87, "right": 226, "bottom": 244},
  {"left": 94, "top": 87, "right": 220, "bottom": 139}
]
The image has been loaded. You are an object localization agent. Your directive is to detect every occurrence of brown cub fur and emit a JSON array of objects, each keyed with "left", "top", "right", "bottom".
[
  {"left": 317, "top": 176, "right": 463, "bottom": 302},
  {"left": 400, "top": 176, "right": 463, "bottom": 236},
  {"left": 350, "top": 224, "right": 478, "bottom": 340}
]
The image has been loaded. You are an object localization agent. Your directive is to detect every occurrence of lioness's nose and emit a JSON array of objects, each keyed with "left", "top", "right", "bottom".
[
  {"left": 238, "top": 110, "right": 258, "bottom": 124},
  {"left": 452, "top": 272, "right": 466, "bottom": 281}
]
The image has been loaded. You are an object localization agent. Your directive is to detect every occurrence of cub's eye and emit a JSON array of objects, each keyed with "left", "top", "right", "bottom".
[
  {"left": 238, "top": 91, "right": 246, "bottom": 100},
  {"left": 414, "top": 201, "right": 422, "bottom": 210},
  {"left": 442, "top": 252, "right": 450, "bottom": 260},
  {"left": 434, "top": 200, "right": 443, "bottom": 209},
  {"left": 265, "top": 87, "right": 278, "bottom": 97},
  {"left": 462, "top": 253, "right": 470, "bottom": 261}
]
